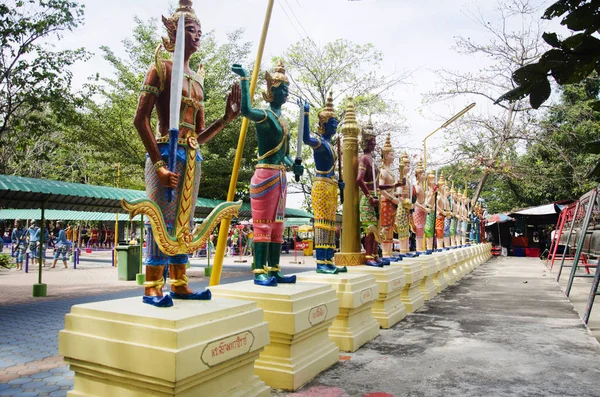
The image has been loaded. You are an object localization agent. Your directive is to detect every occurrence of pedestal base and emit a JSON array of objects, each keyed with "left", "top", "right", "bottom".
[
  {"left": 414, "top": 257, "right": 438, "bottom": 301},
  {"left": 347, "top": 265, "right": 407, "bottom": 329},
  {"left": 335, "top": 252, "right": 366, "bottom": 267},
  {"left": 296, "top": 272, "right": 380, "bottom": 352},
  {"left": 210, "top": 281, "right": 339, "bottom": 391},
  {"left": 392, "top": 258, "right": 425, "bottom": 313},
  {"left": 59, "top": 297, "right": 270, "bottom": 397},
  {"left": 431, "top": 255, "right": 448, "bottom": 293}
]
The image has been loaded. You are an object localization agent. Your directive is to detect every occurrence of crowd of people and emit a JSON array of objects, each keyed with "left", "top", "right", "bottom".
[{"left": 0, "top": 219, "right": 117, "bottom": 270}]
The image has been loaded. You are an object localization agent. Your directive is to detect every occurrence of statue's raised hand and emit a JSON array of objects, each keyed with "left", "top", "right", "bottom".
[
  {"left": 231, "top": 64, "right": 248, "bottom": 78},
  {"left": 224, "top": 82, "right": 241, "bottom": 123}
]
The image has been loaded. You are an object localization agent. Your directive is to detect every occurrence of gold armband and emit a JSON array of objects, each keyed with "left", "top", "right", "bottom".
[
  {"left": 256, "top": 110, "right": 268, "bottom": 124},
  {"left": 141, "top": 84, "right": 160, "bottom": 97},
  {"left": 240, "top": 76, "right": 249, "bottom": 81},
  {"left": 153, "top": 160, "right": 167, "bottom": 171}
]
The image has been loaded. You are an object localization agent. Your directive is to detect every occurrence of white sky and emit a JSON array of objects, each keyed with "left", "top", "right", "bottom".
[{"left": 58, "top": 0, "right": 557, "bottom": 207}]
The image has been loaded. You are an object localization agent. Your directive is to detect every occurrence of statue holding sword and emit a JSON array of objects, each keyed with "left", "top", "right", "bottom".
[{"left": 123, "top": 0, "right": 242, "bottom": 307}]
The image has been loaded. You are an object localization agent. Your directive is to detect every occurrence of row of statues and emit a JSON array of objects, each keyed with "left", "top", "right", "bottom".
[{"left": 123, "top": 0, "right": 486, "bottom": 307}]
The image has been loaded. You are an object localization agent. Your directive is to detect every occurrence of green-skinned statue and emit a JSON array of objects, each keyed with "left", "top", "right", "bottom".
[{"left": 232, "top": 61, "right": 304, "bottom": 286}]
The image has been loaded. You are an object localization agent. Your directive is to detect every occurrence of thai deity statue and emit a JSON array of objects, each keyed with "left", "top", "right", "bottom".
[
  {"left": 461, "top": 189, "right": 469, "bottom": 246},
  {"left": 357, "top": 119, "right": 390, "bottom": 267},
  {"left": 122, "top": 0, "right": 242, "bottom": 307},
  {"left": 232, "top": 60, "right": 304, "bottom": 286},
  {"left": 423, "top": 171, "right": 436, "bottom": 253},
  {"left": 435, "top": 174, "right": 447, "bottom": 251},
  {"left": 413, "top": 161, "right": 428, "bottom": 253},
  {"left": 455, "top": 191, "right": 464, "bottom": 246},
  {"left": 449, "top": 184, "right": 458, "bottom": 247},
  {"left": 379, "top": 133, "right": 400, "bottom": 261},
  {"left": 442, "top": 178, "right": 452, "bottom": 249},
  {"left": 395, "top": 152, "right": 413, "bottom": 256},
  {"left": 300, "top": 92, "right": 347, "bottom": 274}
]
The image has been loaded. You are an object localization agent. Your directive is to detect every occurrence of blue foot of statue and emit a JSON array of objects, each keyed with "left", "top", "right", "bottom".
[
  {"left": 142, "top": 294, "right": 173, "bottom": 307},
  {"left": 336, "top": 266, "right": 348, "bottom": 273},
  {"left": 435, "top": 249, "right": 443, "bottom": 253},
  {"left": 271, "top": 271, "right": 296, "bottom": 283},
  {"left": 387, "top": 256, "right": 402, "bottom": 262},
  {"left": 317, "top": 264, "right": 338, "bottom": 274},
  {"left": 365, "top": 259, "right": 384, "bottom": 267},
  {"left": 404, "top": 252, "right": 419, "bottom": 258},
  {"left": 379, "top": 257, "right": 391, "bottom": 265},
  {"left": 425, "top": 250, "right": 433, "bottom": 255},
  {"left": 171, "top": 289, "right": 211, "bottom": 300},
  {"left": 254, "top": 274, "right": 278, "bottom": 286}
]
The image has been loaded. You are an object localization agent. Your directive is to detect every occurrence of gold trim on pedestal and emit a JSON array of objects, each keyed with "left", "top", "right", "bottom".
[{"left": 335, "top": 252, "right": 365, "bottom": 267}]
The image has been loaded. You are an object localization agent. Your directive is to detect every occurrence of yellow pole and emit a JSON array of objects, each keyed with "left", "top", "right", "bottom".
[
  {"left": 210, "top": 0, "right": 275, "bottom": 286},
  {"left": 422, "top": 102, "right": 476, "bottom": 176},
  {"left": 113, "top": 163, "right": 120, "bottom": 266}
]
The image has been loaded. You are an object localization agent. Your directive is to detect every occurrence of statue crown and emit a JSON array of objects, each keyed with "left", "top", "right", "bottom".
[{"left": 317, "top": 91, "right": 337, "bottom": 135}]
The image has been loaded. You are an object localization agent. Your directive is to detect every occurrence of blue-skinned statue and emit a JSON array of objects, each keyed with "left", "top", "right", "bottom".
[
  {"left": 232, "top": 60, "right": 304, "bottom": 286},
  {"left": 300, "top": 93, "right": 347, "bottom": 274}
]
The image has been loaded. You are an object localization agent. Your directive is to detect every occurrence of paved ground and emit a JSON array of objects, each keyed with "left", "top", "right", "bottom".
[
  {"left": 274, "top": 257, "right": 600, "bottom": 397},
  {"left": 1, "top": 252, "right": 600, "bottom": 396}
]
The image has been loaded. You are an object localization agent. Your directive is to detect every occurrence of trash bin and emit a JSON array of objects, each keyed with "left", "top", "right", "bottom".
[
  {"left": 302, "top": 239, "right": 313, "bottom": 256},
  {"left": 116, "top": 245, "right": 140, "bottom": 281}
]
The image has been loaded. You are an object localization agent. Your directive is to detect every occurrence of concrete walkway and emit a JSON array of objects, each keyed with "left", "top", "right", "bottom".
[
  {"left": 2, "top": 256, "right": 600, "bottom": 396},
  {"left": 275, "top": 257, "right": 600, "bottom": 397}
]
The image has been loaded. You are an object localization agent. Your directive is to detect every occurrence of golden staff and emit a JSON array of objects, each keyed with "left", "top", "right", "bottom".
[
  {"left": 423, "top": 102, "right": 475, "bottom": 187},
  {"left": 210, "top": 0, "right": 276, "bottom": 286}
]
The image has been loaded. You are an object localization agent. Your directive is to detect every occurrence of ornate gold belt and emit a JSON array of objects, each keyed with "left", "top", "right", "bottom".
[
  {"left": 315, "top": 176, "right": 338, "bottom": 185},
  {"left": 156, "top": 135, "right": 199, "bottom": 149},
  {"left": 256, "top": 163, "right": 286, "bottom": 171}
]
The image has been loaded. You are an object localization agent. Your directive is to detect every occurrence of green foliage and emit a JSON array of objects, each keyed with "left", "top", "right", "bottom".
[
  {"left": 444, "top": 77, "right": 600, "bottom": 213},
  {"left": 498, "top": 0, "right": 600, "bottom": 109},
  {"left": 282, "top": 38, "right": 409, "bottom": 209},
  {"left": 0, "top": 0, "right": 88, "bottom": 138},
  {"left": 0, "top": 253, "right": 11, "bottom": 268}
]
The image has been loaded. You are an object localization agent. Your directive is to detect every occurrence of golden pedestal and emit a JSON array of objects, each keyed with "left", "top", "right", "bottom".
[
  {"left": 413, "top": 256, "right": 438, "bottom": 301},
  {"left": 467, "top": 247, "right": 477, "bottom": 270},
  {"left": 296, "top": 272, "right": 380, "bottom": 352},
  {"left": 335, "top": 252, "right": 366, "bottom": 267},
  {"left": 347, "top": 265, "right": 407, "bottom": 328},
  {"left": 442, "top": 251, "right": 458, "bottom": 286},
  {"left": 210, "top": 281, "right": 339, "bottom": 391},
  {"left": 454, "top": 250, "right": 466, "bottom": 280},
  {"left": 393, "top": 258, "right": 425, "bottom": 313},
  {"left": 59, "top": 297, "right": 270, "bottom": 397},
  {"left": 431, "top": 254, "right": 448, "bottom": 293}
]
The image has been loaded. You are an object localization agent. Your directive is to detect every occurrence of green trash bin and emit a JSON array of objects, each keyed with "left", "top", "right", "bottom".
[{"left": 116, "top": 245, "right": 140, "bottom": 281}]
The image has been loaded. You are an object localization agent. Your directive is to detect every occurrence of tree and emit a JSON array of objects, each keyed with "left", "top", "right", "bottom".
[
  {"left": 282, "top": 39, "right": 410, "bottom": 209},
  {"left": 512, "top": 77, "right": 600, "bottom": 203},
  {"left": 498, "top": 0, "right": 600, "bottom": 109},
  {"left": 75, "top": 19, "right": 255, "bottom": 195},
  {"left": 0, "top": 0, "right": 87, "bottom": 138},
  {"left": 425, "top": 0, "right": 548, "bottom": 205}
]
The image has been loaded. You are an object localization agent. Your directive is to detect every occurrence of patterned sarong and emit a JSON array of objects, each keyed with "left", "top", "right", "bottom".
[
  {"left": 444, "top": 218, "right": 451, "bottom": 237},
  {"left": 312, "top": 177, "right": 337, "bottom": 249},
  {"left": 424, "top": 212, "right": 435, "bottom": 238},
  {"left": 435, "top": 216, "right": 444, "bottom": 239},
  {"left": 396, "top": 205, "right": 410, "bottom": 239},
  {"left": 144, "top": 147, "right": 201, "bottom": 266},
  {"left": 414, "top": 206, "right": 427, "bottom": 237},
  {"left": 250, "top": 166, "right": 287, "bottom": 243},
  {"left": 360, "top": 191, "right": 378, "bottom": 227},
  {"left": 380, "top": 198, "right": 396, "bottom": 243},
  {"left": 450, "top": 218, "right": 457, "bottom": 236}
]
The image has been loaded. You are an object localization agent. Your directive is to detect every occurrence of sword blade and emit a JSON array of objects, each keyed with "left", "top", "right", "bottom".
[{"left": 169, "top": 14, "right": 186, "bottom": 130}]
